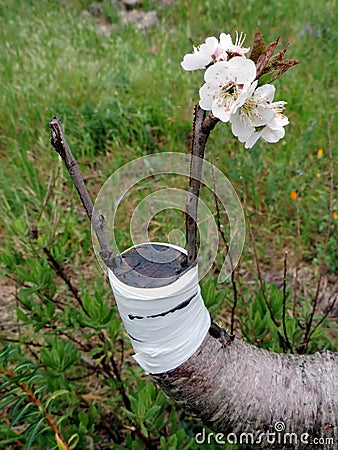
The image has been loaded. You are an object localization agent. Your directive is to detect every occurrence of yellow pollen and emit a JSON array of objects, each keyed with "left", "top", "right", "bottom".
[
  {"left": 243, "top": 97, "right": 256, "bottom": 111},
  {"left": 241, "top": 97, "right": 260, "bottom": 122}
]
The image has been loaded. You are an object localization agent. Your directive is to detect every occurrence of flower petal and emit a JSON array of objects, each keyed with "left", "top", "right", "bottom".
[
  {"left": 212, "top": 100, "right": 233, "bottom": 122},
  {"left": 245, "top": 131, "right": 262, "bottom": 149},
  {"left": 204, "top": 36, "right": 218, "bottom": 53},
  {"left": 254, "top": 104, "right": 276, "bottom": 126},
  {"left": 261, "top": 126, "right": 285, "bottom": 143},
  {"left": 204, "top": 61, "right": 230, "bottom": 83},
  {"left": 181, "top": 53, "right": 206, "bottom": 70},
  {"left": 254, "top": 84, "right": 275, "bottom": 102},
  {"left": 181, "top": 36, "right": 218, "bottom": 70},
  {"left": 219, "top": 33, "right": 233, "bottom": 49},
  {"left": 199, "top": 83, "right": 215, "bottom": 110},
  {"left": 268, "top": 114, "right": 289, "bottom": 130},
  {"left": 231, "top": 113, "right": 255, "bottom": 140},
  {"left": 228, "top": 56, "right": 257, "bottom": 84}
]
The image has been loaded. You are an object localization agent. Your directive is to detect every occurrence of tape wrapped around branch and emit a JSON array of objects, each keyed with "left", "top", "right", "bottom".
[{"left": 109, "top": 243, "right": 210, "bottom": 374}]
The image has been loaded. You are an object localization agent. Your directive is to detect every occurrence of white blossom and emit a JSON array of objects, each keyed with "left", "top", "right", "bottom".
[
  {"left": 181, "top": 32, "right": 250, "bottom": 71},
  {"left": 199, "top": 57, "right": 257, "bottom": 122},
  {"left": 219, "top": 31, "right": 250, "bottom": 58},
  {"left": 181, "top": 36, "right": 218, "bottom": 71},
  {"left": 230, "top": 84, "right": 289, "bottom": 148}
]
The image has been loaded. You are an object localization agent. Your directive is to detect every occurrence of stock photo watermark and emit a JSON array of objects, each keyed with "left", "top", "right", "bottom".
[
  {"left": 195, "top": 422, "right": 335, "bottom": 447},
  {"left": 92, "top": 152, "right": 245, "bottom": 283}
]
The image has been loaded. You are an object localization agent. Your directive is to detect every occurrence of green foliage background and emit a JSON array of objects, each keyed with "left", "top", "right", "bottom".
[{"left": 0, "top": 0, "right": 337, "bottom": 448}]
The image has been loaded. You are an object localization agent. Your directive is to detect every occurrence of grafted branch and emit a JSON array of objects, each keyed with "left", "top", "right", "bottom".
[
  {"left": 185, "top": 105, "right": 219, "bottom": 265},
  {"left": 49, "top": 117, "right": 116, "bottom": 270}
]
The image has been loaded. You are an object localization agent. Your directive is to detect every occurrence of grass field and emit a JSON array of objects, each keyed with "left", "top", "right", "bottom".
[{"left": 0, "top": 0, "right": 337, "bottom": 448}]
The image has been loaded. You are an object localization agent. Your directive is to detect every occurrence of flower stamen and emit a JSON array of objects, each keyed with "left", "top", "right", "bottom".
[{"left": 235, "top": 31, "right": 247, "bottom": 48}]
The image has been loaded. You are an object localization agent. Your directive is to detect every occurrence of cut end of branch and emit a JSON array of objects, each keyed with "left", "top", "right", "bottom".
[{"left": 49, "top": 116, "right": 66, "bottom": 158}]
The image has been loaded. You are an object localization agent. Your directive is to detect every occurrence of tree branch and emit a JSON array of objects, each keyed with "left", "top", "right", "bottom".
[
  {"left": 43, "top": 246, "right": 85, "bottom": 310},
  {"left": 153, "top": 334, "right": 337, "bottom": 449},
  {"left": 185, "top": 105, "right": 219, "bottom": 266},
  {"left": 48, "top": 117, "right": 116, "bottom": 269}
]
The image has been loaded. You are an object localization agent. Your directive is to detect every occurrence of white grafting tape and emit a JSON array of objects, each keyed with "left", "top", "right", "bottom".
[{"left": 108, "top": 243, "right": 211, "bottom": 374}]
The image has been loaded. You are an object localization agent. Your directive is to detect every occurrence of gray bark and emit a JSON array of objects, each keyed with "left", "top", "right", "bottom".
[{"left": 153, "top": 329, "right": 337, "bottom": 449}]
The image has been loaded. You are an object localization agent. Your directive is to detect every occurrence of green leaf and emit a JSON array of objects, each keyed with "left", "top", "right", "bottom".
[
  {"left": 45, "top": 389, "right": 70, "bottom": 409},
  {"left": 10, "top": 395, "right": 27, "bottom": 419},
  {"left": 40, "top": 337, "right": 79, "bottom": 372},
  {"left": 68, "top": 433, "right": 79, "bottom": 450},
  {"left": 13, "top": 359, "right": 36, "bottom": 374},
  {"left": 10, "top": 402, "right": 35, "bottom": 429},
  {"left": 78, "top": 411, "right": 89, "bottom": 428},
  {"left": 140, "top": 421, "right": 149, "bottom": 438},
  {"left": 55, "top": 432, "right": 69, "bottom": 450},
  {"left": 144, "top": 404, "right": 161, "bottom": 420},
  {"left": 0, "top": 394, "right": 17, "bottom": 410},
  {"left": 121, "top": 407, "right": 137, "bottom": 421},
  {"left": 0, "top": 345, "right": 18, "bottom": 361},
  {"left": 0, "top": 378, "right": 14, "bottom": 392}
]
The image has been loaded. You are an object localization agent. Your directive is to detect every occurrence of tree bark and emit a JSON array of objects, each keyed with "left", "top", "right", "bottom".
[
  {"left": 153, "top": 331, "right": 337, "bottom": 449},
  {"left": 185, "top": 105, "right": 219, "bottom": 266}
]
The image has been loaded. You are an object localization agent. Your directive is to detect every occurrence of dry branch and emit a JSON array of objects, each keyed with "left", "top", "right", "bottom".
[{"left": 49, "top": 117, "right": 116, "bottom": 270}]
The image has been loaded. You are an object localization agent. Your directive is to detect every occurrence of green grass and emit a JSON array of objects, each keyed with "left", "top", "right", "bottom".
[{"left": 0, "top": 0, "right": 337, "bottom": 448}]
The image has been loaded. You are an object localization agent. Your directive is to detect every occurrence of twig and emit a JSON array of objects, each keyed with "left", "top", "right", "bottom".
[
  {"left": 309, "top": 295, "right": 337, "bottom": 340},
  {"left": 245, "top": 201, "right": 292, "bottom": 352},
  {"left": 43, "top": 246, "right": 85, "bottom": 311},
  {"left": 48, "top": 117, "right": 116, "bottom": 270},
  {"left": 98, "top": 335, "right": 152, "bottom": 447},
  {"left": 0, "top": 337, "right": 51, "bottom": 348},
  {"left": 0, "top": 368, "right": 70, "bottom": 450},
  {"left": 97, "top": 332, "right": 131, "bottom": 410},
  {"left": 293, "top": 173, "right": 302, "bottom": 316},
  {"left": 282, "top": 251, "right": 293, "bottom": 352},
  {"left": 185, "top": 106, "right": 219, "bottom": 265}
]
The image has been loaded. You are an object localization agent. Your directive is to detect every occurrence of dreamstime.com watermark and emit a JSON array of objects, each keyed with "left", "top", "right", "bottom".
[
  {"left": 92, "top": 152, "right": 245, "bottom": 283},
  {"left": 195, "top": 422, "right": 335, "bottom": 447}
]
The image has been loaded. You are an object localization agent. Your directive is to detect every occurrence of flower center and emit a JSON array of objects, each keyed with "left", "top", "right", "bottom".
[
  {"left": 214, "top": 81, "right": 241, "bottom": 112},
  {"left": 273, "top": 101, "right": 287, "bottom": 114},
  {"left": 221, "top": 81, "right": 237, "bottom": 96},
  {"left": 241, "top": 97, "right": 258, "bottom": 121}
]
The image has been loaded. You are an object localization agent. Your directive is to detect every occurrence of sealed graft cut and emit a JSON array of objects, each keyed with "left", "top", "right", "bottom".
[{"left": 109, "top": 243, "right": 211, "bottom": 374}]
